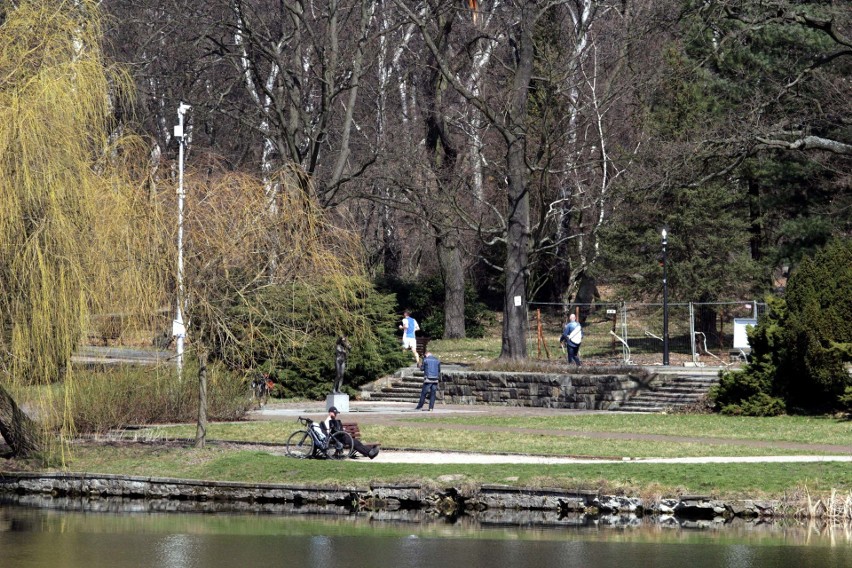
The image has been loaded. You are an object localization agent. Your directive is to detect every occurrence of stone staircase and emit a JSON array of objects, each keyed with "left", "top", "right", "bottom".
[
  {"left": 362, "top": 365, "right": 721, "bottom": 412},
  {"left": 615, "top": 371, "right": 720, "bottom": 413},
  {"left": 362, "top": 365, "right": 464, "bottom": 403}
]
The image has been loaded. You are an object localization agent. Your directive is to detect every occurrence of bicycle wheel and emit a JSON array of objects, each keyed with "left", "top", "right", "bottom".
[
  {"left": 286, "top": 430, "right": 315, "bottom": 459},
  {"left": 325, "top": 431, "right": 354, "bottom": 460}
]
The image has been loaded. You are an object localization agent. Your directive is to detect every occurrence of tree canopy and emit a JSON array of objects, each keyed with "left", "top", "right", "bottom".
[{"left": 0, "top": 0, "right": 167, "bottom": 456}]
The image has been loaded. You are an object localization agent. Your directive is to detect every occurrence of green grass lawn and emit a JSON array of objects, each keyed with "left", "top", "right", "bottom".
[
  {"left": 420, "top": 414, "right": 852, "bottom": 446},
  {"left": 133, "top": 413, "right": 851, "bottom": 454},
  {"left": 82, "top": 412, "right": 852, "bottom": 500},
  {"left": 130, "top": 421, "right": 815, "bottom": 458},
  {"left": 63, "top": 443, "right": 851, "bottom": 499}
]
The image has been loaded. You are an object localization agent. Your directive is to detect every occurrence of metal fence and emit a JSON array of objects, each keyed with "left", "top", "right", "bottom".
[{"left": 528, "top": 300, "right": 768, "bottom": 366}]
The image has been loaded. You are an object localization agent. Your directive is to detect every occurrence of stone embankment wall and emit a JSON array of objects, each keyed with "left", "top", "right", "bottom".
[
  {"left": 440, "top": 371, "right": 640, "bottom": 409},
  {"left": 0, "top": 472, "right": 783, "bottom": 522}
]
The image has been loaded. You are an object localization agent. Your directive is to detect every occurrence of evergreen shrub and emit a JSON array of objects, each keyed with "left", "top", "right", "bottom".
[
  {"left": 220, "top": 279, "right": 409, "bottom": 399},
  {"left": 711, "top": 239, "right": 852, "bottom": 415}
]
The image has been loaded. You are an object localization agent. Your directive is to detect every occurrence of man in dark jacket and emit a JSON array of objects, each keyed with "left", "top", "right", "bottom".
[{"left": 414, "top": 352, "right": 441, "bottom": 411}]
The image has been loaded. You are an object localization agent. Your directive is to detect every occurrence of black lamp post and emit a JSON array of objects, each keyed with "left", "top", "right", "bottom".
[{"left": 662, "top": 229, "right": 670, "bottom": 366}]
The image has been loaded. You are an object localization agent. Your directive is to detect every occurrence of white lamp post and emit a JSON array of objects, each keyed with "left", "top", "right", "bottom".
[
  {"left": 662, "top": 228, "right": 669, "bottom": 366},
  {"left": 173, "top": 102, "right": 190, "bottom": 380}
]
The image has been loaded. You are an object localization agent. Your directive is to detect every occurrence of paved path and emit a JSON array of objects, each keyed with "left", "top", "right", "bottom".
[
  {"left": 252, "top": 400, "right": 852, "bottom": 464},
  {"left": 359, "top": 452, "right": 852, "bottom": 465}
]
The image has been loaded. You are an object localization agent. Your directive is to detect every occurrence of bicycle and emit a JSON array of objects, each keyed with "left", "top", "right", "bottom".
[{"left": 285, "top": 416, "right": 354, "bottom": 460}]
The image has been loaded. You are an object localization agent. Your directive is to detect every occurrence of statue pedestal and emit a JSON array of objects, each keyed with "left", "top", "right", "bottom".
[{"left": 325, "top": 393, "right": 350, "bottom": 413}]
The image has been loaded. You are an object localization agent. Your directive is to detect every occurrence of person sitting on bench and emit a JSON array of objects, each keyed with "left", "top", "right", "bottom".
[{"left": 322, "top": 406, "right": 379, "bottom": 459}]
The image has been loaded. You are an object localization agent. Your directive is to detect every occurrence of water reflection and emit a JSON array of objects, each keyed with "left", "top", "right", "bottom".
[
  {"left": 1, "top": 495, "right": 851, "bottom": 568},
  {"left": 157, "top": 534, "right": 198, "bottom": 568}
]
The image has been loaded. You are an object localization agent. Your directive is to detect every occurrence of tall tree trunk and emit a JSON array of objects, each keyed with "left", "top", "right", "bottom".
[
  {"left": 500, "top": 5, "right": 535, "bottom": 360},
  {"left": 438, "top": 231, "right": 465, "bottom": 339},
  {"left": 502, "top": 135, "right": 531, "bottom": 359},
  {"left": 194, "top": 349, "right": 208, "bottom": 449},
  {"left": 382, "top": 199, "right": 402, "bottom": 278},
  {"left": 0, "top": 385, "right": 42, "bottom": 457}
]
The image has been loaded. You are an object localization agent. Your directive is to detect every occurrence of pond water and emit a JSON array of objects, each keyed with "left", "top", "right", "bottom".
[{"left": 2, "top": 499, "right": 851, "bottom": 568}]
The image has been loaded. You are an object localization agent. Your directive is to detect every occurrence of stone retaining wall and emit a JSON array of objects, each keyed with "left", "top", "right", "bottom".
[
  {"left": 440, "top": 371, "right": 640, "bottom": 409},
  {"left": 0, "top": 472, "right": 784, "bottom": 521}
]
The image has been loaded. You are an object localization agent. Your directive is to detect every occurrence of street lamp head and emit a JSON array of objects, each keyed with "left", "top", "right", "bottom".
[{"left": 661, "top": 228, "right": 667, "bottom": 240}]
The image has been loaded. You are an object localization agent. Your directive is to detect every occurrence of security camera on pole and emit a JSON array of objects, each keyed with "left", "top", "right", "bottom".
[{"left": 173, "top": 102, "right": 191, "bottom": 380}]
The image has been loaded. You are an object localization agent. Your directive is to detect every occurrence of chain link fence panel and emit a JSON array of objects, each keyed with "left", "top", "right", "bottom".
[{"left": 528, "top": 300, "right": 768, "bottom": 366}]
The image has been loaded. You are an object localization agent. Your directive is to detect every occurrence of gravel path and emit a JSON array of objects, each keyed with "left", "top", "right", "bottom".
[{"left": 362, "top": 451, "right": 852, "bottom": 465}]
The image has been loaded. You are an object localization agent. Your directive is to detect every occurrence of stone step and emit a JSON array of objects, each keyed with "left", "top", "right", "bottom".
[
  {"left": 609, "top": 372, "right": 719, "bottom": 413},
  {"left": 367, "top": 392, "right": 420, "bottom": 402},
  {"left": 641, "top": 392, "right": 706, "bottom": 400},
  {"left": 657, "top": 380, "right": 718, "bottom": 387},
  {"left": 652, "top": 386, "right": 712, "bottom": 394},
  {"left": 379, "top": 387, "right": 422, "bottom": 395}
]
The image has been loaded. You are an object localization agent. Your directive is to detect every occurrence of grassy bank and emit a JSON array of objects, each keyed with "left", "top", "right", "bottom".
[
  {"left": 61, "top": 442, "right": 851, "bottom": 499},
  {"left": 32, "top": 412, "right": 848, "bottom": 501}
]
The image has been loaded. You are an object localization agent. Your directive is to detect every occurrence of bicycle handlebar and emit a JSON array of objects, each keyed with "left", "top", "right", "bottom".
[{"left": 298, "top": 416, "right": 313, "bottom": 426}]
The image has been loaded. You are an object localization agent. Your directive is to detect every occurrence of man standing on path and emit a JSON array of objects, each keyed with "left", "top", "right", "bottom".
[
  {"left": 400, "top": 310, "right": 420, "bottom": 365},
  {"left": 560, "top": 313, "right": 582, "bottom": 366},
  {"left": 414, "top": 351, "right": 441, "bottom": 411}
]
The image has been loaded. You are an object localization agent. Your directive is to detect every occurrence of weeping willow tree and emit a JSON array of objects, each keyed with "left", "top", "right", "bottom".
[
  {"left": 180, "top": 166, "right": 379, "bottom": 447},
  {"left": 0, "top": 0, "right": 167, "bottom": 457}
]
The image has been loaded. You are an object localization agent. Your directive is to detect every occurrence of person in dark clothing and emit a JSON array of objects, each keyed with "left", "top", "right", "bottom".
[
  {"left": 414, "top": 352, "right": 441, "bottom": 411},
  {"left": 332, "top": 335, "right": 351, "bottom": 393},
  {"left": 321, "top": 406, "right": 379, "bottom": 459}
]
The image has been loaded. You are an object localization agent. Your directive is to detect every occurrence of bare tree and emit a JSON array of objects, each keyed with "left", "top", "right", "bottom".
[
  {"left": 201, "top": 0, "right": 382, "bottom": 206},
  {"left": 392, "top": 1, "right": 643, "bottom": 357},
  {"left": 391, "top": 0, "right": 540, "bottom": 357}
]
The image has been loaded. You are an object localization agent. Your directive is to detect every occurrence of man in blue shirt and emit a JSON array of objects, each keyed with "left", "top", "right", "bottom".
[
  {"left": 415, "top": 352, "right": 441, "bottom": 411},
  {"left": 399, "top": 310, "right": 420, "bottom": 365}
]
